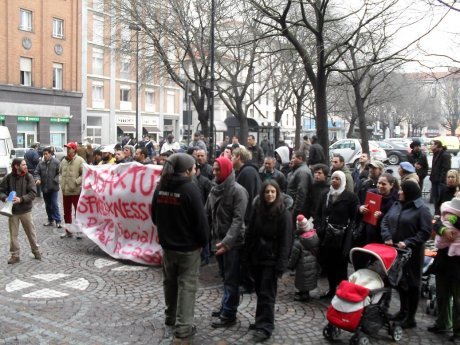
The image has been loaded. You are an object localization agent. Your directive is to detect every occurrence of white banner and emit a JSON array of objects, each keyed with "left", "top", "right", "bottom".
[{"left": 76, "top": 163, "right": 163, "bottom": 266}]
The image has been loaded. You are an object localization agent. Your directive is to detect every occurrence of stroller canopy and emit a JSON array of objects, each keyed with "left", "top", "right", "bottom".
[{"left": 350, "top": 243, "right": 398, "bottom": 275}]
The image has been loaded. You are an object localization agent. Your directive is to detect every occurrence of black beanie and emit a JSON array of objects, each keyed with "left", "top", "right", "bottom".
[
  {"left": 166, "top": 153, "right": 195, "bottom": 173},
  {"left": 401, "top": 180, "right": 421, "bottom": 203}
]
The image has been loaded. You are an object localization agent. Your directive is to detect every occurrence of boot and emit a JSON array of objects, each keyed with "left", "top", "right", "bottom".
[{"left": 7, "top": 256, "right": 20, "bottom": 264}]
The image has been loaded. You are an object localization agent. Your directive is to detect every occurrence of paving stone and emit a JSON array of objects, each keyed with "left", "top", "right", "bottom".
[{"left": 0, "top": 198, "right": 449, "bottom": 344}]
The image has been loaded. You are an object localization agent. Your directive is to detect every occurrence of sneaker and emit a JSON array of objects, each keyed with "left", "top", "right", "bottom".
[
  {"left": 34, "top": 252, "right": 42, "bottom": 260},
  {"left": 7, "top": 256, "right": 20, "bottom": 264},
  {"left": 253, "top": 329, "right": 270, "bottom": 342},
  {"left": 43, "top": 221, "right": 55, "bottom": 226},
  {"left": 60, "top": 231, "right": 72, "bottom": 239},
  {"left": 427, "top": 325, "right": 451, "bottom": 334},
  {"left": 56, "top": 222, "right": 62, "bottom": 229}
]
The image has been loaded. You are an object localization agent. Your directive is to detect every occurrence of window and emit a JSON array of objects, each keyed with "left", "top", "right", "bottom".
[
  {"left": 120, "top": 56, "right": 130, "bottom": 79},
  {"left": 120, "top": 87, "right": 130, "bottom": 102},
  {"left": 93, "top": 15, "right": 104, "bottom": 45},
  {"left": 20, "top": 57, "right": 32, "bottom": 86},
  {"left": 52, "top": 18, "right": 64, "bottom": 39},
  {"left": 92, "top": 48, "right": 104, "bottom": 75},
  {"left": 20, "top": 9, "right": 32, "bottom": 31},
  {"left": 120, "top": 85, "right": 132, "bottom": 110},
  {"left": 145, "top": 90, "right": 155, "bottom": 112},
  {"left": 92, "top": 0, "right": 104, "bottom": 12},
  {"left": 92, "top": 81, "right": 104, "bottom": 108},
  {"left": 53, "top": 63, "right": 63, "bottom": 89}
]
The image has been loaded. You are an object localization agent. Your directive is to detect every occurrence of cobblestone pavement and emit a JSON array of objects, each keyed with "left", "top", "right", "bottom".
[{"left": 0, "top": 198, "right": 452, "bottom": 344}]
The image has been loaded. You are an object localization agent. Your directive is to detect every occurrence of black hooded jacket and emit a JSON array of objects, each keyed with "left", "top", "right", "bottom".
[{"left": 152, "top": 175, "right": 209, "bottom": 251}]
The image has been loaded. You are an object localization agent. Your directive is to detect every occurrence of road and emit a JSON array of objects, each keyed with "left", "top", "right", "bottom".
[{"left": 0, "top": 196, "right": 452, "bottom": 344}]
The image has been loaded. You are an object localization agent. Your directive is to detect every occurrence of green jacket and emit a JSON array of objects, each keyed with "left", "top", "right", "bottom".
[{"left": 59, "top": 154, "right": 85, "bottom": 195}]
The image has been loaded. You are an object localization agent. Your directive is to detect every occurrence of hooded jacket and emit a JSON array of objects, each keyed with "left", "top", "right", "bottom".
[
  {"left": 275, "top": 146, "right": 291, "bottom": 176},
  {"left": 152, "top": 175, "right": 209, "bottom": 251},
  {"left": 205, "top": 172, "right": 249, "bottom": 250}
]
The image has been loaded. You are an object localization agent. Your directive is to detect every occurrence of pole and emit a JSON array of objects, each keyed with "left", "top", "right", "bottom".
[
  {"left": 135, "top": 29, "right": 140, "bottom": 144},
  {"left": 186, "top": 81, "right": 191, "bottom": 145},
  {"left": 209, "top": 0, "right": 215, "bottom": 161}
]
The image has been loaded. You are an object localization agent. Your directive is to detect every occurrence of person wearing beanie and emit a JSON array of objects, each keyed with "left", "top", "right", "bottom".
[
  {"left": 430, "top": 139, "right": 452, "bottom": 215},
  {"left": 288, "top": 214, "right": 319, "bottom": 303},
  {"left": 0, "top": 158, "right": 41, "bottom": 264},
  {"left": 205, "top": 156, "right": 249, "bottom": 328},
  {"left": 152, "top": 153, "right": 209, "bottom": 342},
  {"left": 407, "top": 139, "right": 428, "bottom": 191},
  {"left": 380, "top": 180, "right": 432, "bottom": 329},
  {"left": 243, "top": 180, "right": 292, "bottom": 341}
]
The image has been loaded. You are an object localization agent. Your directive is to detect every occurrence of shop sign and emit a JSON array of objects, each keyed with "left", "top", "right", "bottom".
[
  {"left": 50, "top": 117, "right": 70, "bottom": 123},
  {"left": 17, "top": 116, "right": 40, "bottom": 122}
]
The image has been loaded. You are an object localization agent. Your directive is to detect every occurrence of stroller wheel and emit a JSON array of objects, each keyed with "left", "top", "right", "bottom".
[
  {"left": 391, "top": 324, "right": 403, "bottom": 342},
  {"left": 357, "top": 335, "right": 370, "bottom": 345},
  {"left": 323, "top": 324, "right": 341, "bottom": 341}
]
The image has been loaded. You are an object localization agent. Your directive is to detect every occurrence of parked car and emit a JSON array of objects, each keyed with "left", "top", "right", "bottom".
[
  {"left": 39, "top": 144, "right": 66, "bottom": 161},
  {"left": 10, "top": 147, "right": 28, "bottom": 160},
  {"left": 329, "top": 139, "right": 387, "bottom": 168},
  {"left": 376, "top": 141, "right": 411, "bottom": 165}
]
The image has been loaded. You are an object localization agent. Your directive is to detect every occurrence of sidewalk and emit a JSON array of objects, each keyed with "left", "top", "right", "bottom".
[{"left": 0, "top": 198, "right": 450, "bottom": 344}]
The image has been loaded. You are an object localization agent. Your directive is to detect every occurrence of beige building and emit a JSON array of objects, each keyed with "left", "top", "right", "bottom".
[
  {"left": 83, "top": 0, "right": 182, "bottom": 145},
  {"left": 0, "top": 0, "right": 82, "bottom": 148}
]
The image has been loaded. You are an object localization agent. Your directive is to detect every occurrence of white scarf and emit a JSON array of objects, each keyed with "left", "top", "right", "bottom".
[{"left": 327, "top": 170, "right": 346, "bottom": 205}]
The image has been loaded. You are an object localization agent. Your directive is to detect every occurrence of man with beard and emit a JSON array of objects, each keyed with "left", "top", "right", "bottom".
[
  {"left": 134, "top": 147, "right": 153, "bottom": 165},
  {"left": 331, "top": 154, "right": 354, "bottom": 192},
  {"left": 352, "top": 153, "right": 370, "bottom": 193},
  {"left": 99, "top": 147, "right": 116, "bottom": 165},
  {"left": 357, "top": 160, "right": 384, "bottom": 204},
  {"left": 259, "top": 156, "right": 286, "bottom": 192},
  {"left": 0, "top": 158, "right": 41, "bottom": 264},
  {"left": 160, "top": 134, "right": 180, "bottom": 154}
]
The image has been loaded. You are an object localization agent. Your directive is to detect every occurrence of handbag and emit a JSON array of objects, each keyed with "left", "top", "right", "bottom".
[{"left": 322, "top": 218, "right": 348, "bottom": 248}]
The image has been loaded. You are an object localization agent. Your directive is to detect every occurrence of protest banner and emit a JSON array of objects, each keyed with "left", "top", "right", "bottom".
[{"left": 76, "top": 163, "right": 163, "bottom": 266}]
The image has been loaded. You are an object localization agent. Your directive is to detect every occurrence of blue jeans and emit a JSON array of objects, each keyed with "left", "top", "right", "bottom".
[
  {"left": 43, "top": 191, "right": 61, "bottom": 223},
  {"left": 216, "top": 248, "right": 240, "bottom": 319}
]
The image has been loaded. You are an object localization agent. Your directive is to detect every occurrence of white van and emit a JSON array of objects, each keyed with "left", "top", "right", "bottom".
[{"left": 0, "top": 126, "right": 14, "bottom": 178}]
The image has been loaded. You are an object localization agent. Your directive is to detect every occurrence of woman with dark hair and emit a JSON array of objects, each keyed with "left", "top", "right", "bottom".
[
  {"left": 244, "top": 180, "right": 292, "bottom": 342},
  {"left": 151, "top": 153, "right": 209, "bottom": 342},
  {"left": 380, "top": 180, "right": 432, "bottom": 329},
  {"left": 358, "top": 173, "right": 399, "bottom": 245}
]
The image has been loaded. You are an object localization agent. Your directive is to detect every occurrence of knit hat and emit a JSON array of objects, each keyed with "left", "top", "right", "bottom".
[
  {"left": 296, "top": 214, "right": 316, "bottom": 239},
  {"left": 215, "top": 156, "right": 233, "bottom": 183},
  {"left": 401, "top": 180, "right": 421, "bottom": 203},
  {"left": 166, "top": 153, "right": 195, "bottom": 173}
]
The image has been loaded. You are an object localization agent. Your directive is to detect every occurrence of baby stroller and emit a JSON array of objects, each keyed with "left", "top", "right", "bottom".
[
  {"left": 323, "top": 243, "right": 412, "bottom": 345},
  {"left": 421, "top": 240, "right": 437, "bottom": 315}
]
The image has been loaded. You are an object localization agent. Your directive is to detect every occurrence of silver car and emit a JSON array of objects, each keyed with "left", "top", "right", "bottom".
[{"left": 329, "top": 139, "right": 387, "bottom": 168}]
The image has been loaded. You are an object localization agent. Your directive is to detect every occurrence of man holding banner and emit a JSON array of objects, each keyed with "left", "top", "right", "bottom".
[{"left": 152, "top": 153, "right": 209, "bottom": 342}]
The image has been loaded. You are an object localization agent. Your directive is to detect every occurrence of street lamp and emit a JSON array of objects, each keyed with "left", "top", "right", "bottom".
[
  {"left": 208, "top": 0, "right": 215, "bottom": 161},
  {"left": 129, "top": 24, "right": 141, "bottom": 144}
]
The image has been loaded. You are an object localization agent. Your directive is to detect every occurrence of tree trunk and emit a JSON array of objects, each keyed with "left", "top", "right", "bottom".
[
  {"left": 315, "top": 78, "right": 329, "bottom": 159},
  {"left": 294, "top": 98, "right": 302, "bottom": 149},
  {"left": 274, "top": 108, "right": 283, "bottom": 147},
  {"left": 353, "top": 85, "right": 369, "bottom": 154},
  {"left": 347, "top": 110, "right": 358, "bottom": 138}
]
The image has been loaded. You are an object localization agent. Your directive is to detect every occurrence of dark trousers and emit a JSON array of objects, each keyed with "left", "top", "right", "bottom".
[
  {"left": 435, "top": 274, "right": 460, "bottom": 334},
  {"left": 63, "top": 194, "right": 80, "bottom": 224},
  {"left": 398, "top": 286, "right": 420, "bottom": 322},
  {"left": 432, "top": 182, "right": 443, "bottom": 215},
  {"left": 252, "top": 265, "right": 278, "bottom": 335},
  {"left": 216, "top": 248, "right": 240, "bottom": 319},
  {"left": 43, "top": 191, "right": 61, "bottom": 223},
  {"left": 322, "top": 246, "right": 348, "bottom": 293}
]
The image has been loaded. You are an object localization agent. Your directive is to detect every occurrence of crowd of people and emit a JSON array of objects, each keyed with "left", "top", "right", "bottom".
[{"left": 1, "top": 133, "right": 460, "bottom": 344}]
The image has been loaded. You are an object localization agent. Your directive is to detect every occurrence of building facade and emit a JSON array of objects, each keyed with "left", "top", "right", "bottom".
[
  {"left": 0, "top": 0, "right": 82, "bottom": 148},
  {"left": 83, "top": 0, "right": 182, "bottom": 145}
]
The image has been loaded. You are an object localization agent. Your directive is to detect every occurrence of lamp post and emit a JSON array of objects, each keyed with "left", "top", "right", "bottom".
[
  {"left": 129, "top": 24, "right": 141, "bottom": 144},
  {"left": 208, "top": 0, "right": 215, "bottom": 161}
]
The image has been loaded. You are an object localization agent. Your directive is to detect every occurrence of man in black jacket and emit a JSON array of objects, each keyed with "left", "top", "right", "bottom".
[
  {"left": 247, "top": 135, "right": 264, "bottom": 168},
  {"left": 407, "top": 139, "right": 429, "bottom": 191},
  {"left": 151, "top": 153, "right": 209, "bottom": 342},
  {"left": 0, "top": 158, "right": 41, "bottom": 264},
  {"left": 430, "top": 140, "right": 452, "bottom": 215},
  {"left": 308, "top": 135, "right": 327, "bottom": 166}
]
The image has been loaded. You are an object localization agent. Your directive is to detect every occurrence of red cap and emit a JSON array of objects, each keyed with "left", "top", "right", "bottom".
[
  {"left": 64, "top": 142, "right": 78, "bottom": 151},
  {"left": 215, "top": 156, "right": 233, "bottom": 183}
]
